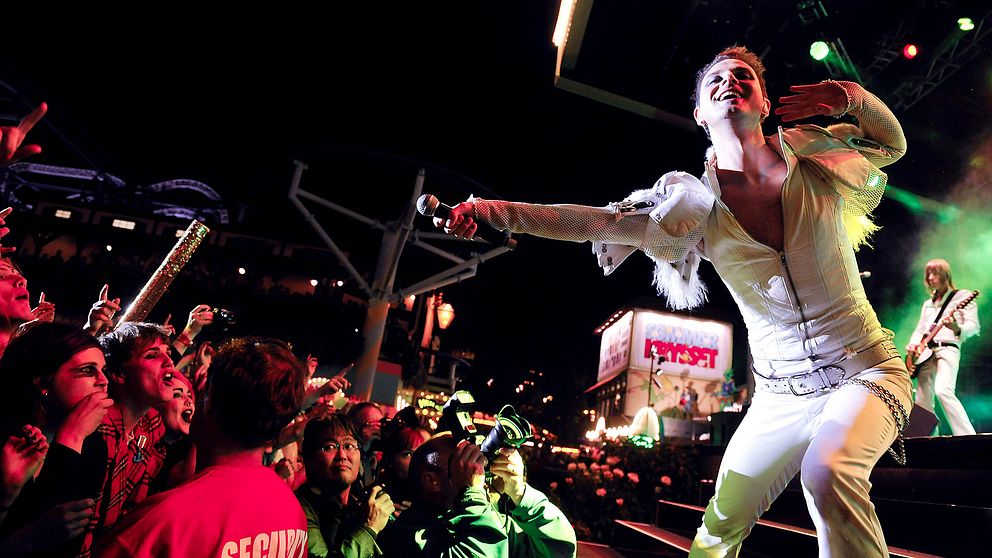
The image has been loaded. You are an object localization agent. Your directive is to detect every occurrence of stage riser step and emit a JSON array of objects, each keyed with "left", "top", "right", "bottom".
[
  {"left": 613, "top": 518, "right": 816, "bottom": 558},
  {"left": 654, "top": 499, "right": 948, "bottom": 557},
  {"left": 870, "top": 468, "right": 992, "bottom": 507},
  {"left": 754, "top": 488, "right": 991, "bottom": 555}
]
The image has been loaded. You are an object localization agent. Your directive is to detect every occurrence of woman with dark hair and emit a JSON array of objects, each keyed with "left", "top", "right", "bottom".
[
  {"left": 0, "top": 322, "right": 113, "bottom": 557},
  {"left": 377, "top": 426, "right": 430, "bottom": 513}
]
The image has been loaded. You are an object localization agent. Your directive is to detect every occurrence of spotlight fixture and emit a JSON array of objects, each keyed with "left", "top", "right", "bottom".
[{"left": 810, "top": 41, "right": 831, "bottom": 61}]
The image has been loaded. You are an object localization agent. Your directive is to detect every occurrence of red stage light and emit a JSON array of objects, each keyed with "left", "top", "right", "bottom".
[{"left": 903, "top": 44, "right": 919, "bottom": 59}]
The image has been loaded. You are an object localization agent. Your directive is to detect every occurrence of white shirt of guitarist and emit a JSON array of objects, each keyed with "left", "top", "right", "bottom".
[{"left": 909, "top": 289, "right": 981, "bottom": 347}]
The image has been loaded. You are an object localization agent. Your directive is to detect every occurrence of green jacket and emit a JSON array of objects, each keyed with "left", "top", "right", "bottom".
[
  {"left": 378, "top": 484, "right": 576, "bottom": 558},
  {"left": 296, "top": 484, "right": 382, "bottom": 558}
]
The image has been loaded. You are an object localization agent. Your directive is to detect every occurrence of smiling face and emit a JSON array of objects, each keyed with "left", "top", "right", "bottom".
[
  {"left": 0, "top": 259, "right": 34, "bottom": 324},
  {"left": 48, "top": 347, "right": 110, "bottom": 415},
  {"left": 694, "top": 58, "right": 769, "bottom": 134},
  {"left": 118, "top": 338, "right": 176, "bottom": 407}
]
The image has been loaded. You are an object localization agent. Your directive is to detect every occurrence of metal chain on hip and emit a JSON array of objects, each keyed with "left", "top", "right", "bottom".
[{"left": 842, "top": 378, "right": 910, "bottom": 465}]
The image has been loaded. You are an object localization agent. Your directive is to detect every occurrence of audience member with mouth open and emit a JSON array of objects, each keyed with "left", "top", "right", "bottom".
[
  {"left": 86, "top": 323, "right": 174, "bottom": 552},
  {"left": 150, "top": 372, "right": 198, "bottom": 493}
]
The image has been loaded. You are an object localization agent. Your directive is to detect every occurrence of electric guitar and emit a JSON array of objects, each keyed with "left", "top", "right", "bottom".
[{"left": 906, "top": 290, "right": 980, "bottom": 378}]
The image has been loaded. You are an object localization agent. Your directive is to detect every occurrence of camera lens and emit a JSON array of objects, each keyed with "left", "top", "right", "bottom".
[{"left": 479, "top": 405, "right": 532, "bottom": 460}]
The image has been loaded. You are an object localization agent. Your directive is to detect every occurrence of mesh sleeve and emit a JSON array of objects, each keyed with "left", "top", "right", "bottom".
[
  {"left": 834, "top": 80, "right": 907, "bottom": 167},
  {"left": 474, "top": 200, "right": 665, "bottom": 249}
]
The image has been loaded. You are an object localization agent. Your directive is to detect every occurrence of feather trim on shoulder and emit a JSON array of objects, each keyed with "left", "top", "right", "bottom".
[{"left": 650, "top": 250, "right": 707, "bottom": 310}]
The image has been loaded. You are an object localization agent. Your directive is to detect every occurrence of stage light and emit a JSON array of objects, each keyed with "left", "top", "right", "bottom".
[
  {"left": 111, "top": 219, "right": 136, "bottom": 230},
  {"left": 958, "top": 17, "right": 975, "bottom": 31},
  {"left": 106, "top": 245, "right": 113, "bottom": 252},
  {"left": 810, "top": 41, "right": 830, "bottom": 61},
  {"left": 309, "top": 279, "right": 319, "bottom": 287},
  {"left": 552, "top": 0, "right": 576, "bottom": 47},
  {"left": 237, "top": 267, "right": 246, "bottom": 275},
  {"left": 335, "top": 280, "right": 345, "bottom": 287},
  {"left": 902, "top": 44, "right": 918, "bottom": 59}
]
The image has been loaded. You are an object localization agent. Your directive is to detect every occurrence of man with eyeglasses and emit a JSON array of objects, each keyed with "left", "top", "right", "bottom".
[{"left": 296, "top": 412, "right": 395, "bottom": 558}]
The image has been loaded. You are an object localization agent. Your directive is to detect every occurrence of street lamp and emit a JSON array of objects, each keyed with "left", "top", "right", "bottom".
[{"left": 436, "top": 302, "right": 456, "bottom": 329}]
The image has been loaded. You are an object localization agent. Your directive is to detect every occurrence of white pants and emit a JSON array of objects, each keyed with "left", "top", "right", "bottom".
[
  {"left": 914, "top": 346, "right": 976, "bottom": 436},
  {"left": 689, "top": 358, "right": 912, "bottom": 558}
]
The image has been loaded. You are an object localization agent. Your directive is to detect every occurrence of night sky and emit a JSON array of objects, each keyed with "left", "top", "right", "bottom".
[{"left": 5, "top": 1, "right": 991, "bottom": 429}]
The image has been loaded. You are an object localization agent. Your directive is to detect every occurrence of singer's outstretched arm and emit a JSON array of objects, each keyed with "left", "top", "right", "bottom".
[
  {"left": 441, "top": 199, "right": 659, "bottom": 247},
  {"left": 437, "top": 171, "right": 712, "bottom": 255}
]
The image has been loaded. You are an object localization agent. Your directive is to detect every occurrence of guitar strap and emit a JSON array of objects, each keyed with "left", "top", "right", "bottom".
[{"left": 931, "top": 289, "right": 959, "bottom": 328}]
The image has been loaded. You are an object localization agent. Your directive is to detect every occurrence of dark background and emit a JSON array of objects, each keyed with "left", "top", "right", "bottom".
[{"left": 4, "top": 1, "right": 991, "bottom": 437}]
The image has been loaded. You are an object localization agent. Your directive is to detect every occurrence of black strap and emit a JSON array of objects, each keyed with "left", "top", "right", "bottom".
[{"left": 931, "top": 289, "right": 959, "bottom": 326}]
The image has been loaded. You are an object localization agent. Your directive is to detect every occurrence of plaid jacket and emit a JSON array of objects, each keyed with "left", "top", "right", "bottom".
[{"left": 78, "top": 405, "right": 167, "bottom": 557}]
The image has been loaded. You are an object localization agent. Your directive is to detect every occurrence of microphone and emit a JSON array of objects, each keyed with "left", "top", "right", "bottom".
[
  {"left": 859, "top": 271, "right": 872, "bottom": 279},
  {"left": 416, "top": 194, "right": 516, "bottom": 249}
]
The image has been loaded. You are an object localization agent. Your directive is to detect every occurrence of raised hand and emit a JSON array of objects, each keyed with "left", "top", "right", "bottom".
[
  {"left": 84, "top": 284, "right": 121, "bottom": 336},
  {"left": 191, "top": 341, "right": 214, "bottom": 393},
  {"left": 364, "top": 485, "right": 396, "bottom": 534},
  {"left": 323, "top": 374, "right": 350, "bottom": 394},
  {"left": 775, "top": 82, "right": 848, "bottom": 122},
  {"left": 0, "top": 207, "right": 16, "bottom": 256},
  {"left": 449, "top": 439, "right": 487, "bottom": 490},
  {"left": 306, "top": 354, "right": 318, "bottom": 378},
  {"left": 161, "top": 313, "right": 176, "bottom": 337},
  {"left": 184, "top": 304, "right": 214, "bottom": 337},
  {"left": 0, "top": 103, "right": 47, "bottom": 166},
  {"left": 488, "top": 447, "right": 527, "bottom": 505},
  {"left": 1, "top": 425, "right": 49, "bottom": 503},
  {"left": 196, "top": 341, "right": 215, "bottom": 369},
  {"left": 30, "top": 292, "right": 56, "bottom": 323},
  {"left": 54, "top": 392, "right": 114, "bottom": 453},
  {"left": 432, "top": 201, "right": 479, "bottom": 239}
]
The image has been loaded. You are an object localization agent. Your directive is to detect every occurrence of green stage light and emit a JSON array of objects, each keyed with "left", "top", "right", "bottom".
[
  {"left": 958, "top": 17, "right": 975, "bottom": 31},
  {"left": 810, "top": 41, "right": 831, "bottom": 61}
]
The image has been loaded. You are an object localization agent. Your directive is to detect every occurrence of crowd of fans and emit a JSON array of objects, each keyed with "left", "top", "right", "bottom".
[{"left": 0, "top": 106, "right": 579, "bottom": 557}]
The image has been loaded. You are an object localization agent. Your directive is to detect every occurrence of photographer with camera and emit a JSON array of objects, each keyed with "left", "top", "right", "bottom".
[
  {"left": 488, "top": 446, "right": 577, "bottom": 558},
  {"left": 378, "top": 435, "right": 506, "bottom": 556},
  {"left": 379, "top": 392, "right": 576, "bottom": 557}
]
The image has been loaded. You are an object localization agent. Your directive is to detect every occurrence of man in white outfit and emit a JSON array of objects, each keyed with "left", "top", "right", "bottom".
[
  {"left": 907, "top": 258, "right": 979, "bottom": 436},
  {"left": 438, "top": 46, "right": 912, "bottom": 557}
]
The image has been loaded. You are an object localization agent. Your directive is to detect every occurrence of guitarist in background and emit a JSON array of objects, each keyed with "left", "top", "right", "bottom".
[{"left": 907, "top": 259, "right": 980, "bottom": 435}]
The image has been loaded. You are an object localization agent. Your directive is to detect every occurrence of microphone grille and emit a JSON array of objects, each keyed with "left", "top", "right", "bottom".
[{"left": 416, "top": 194, "right": 438, "bottom": 217}]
